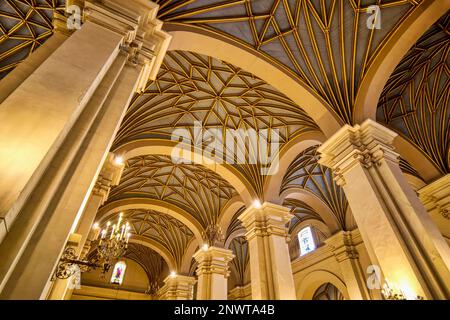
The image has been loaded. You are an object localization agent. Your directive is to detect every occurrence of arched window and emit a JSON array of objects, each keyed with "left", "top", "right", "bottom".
[
  {"left": 298, "top": 226, "right": 316, "bottom": 256},
  {"left": 110, "top": 261, "right": 127, "bottom": 285}
]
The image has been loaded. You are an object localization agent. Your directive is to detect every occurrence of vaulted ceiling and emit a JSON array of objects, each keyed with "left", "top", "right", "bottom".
[
  {"left": 377, "top": 13, "right": 449, "bottom": 175},
  {"left": 0, "top": 0, "right": 64, "bottom": 79},
  {"left": 113, "top": 50, "right": 319, "bottom": 198},
  {"left": 107, "top": 154, "right": 237, "bottom": 228},
  {"left": 155, "top": 0, "right": 425, "bottom": 124},
  {"left": 0, "top": 0, "right": 448, "bottom": 292}
]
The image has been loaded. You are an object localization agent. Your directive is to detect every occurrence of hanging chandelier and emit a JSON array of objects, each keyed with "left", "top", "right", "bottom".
[{"left": 55, "top": 213, "right": 131, "bottom": 280}]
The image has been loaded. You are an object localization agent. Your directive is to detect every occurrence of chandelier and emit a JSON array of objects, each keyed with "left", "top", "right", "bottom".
[
  {"left": 381, "top": 279, "right": 423, "bottom": 300},
  {"left": 55, "top": 213, "right": 131, "bottom": 280}
]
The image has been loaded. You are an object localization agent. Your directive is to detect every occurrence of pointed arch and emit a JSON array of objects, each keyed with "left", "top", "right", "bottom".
[{"left": 354, "top": 0, "right": 449, "bottom": 123}]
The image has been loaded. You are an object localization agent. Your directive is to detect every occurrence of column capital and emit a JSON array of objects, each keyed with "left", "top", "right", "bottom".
[
  {"left": 83, "top": 0, "right": 171, "bottom": 91},
  {"left": 238, "top": 202, "right": 293, "bottom": 241},
  {"left": 418, "top": 174, "right": 450, "bottom": 219},
  {"left": 158, "top": 275, "right": 196, "bottom": 300},
  {"left": 91, "top": 153, "right": 124, "bottom": 203},
  {"left": 318, "top": 119, "right": 399, "bottom": 185},
  {"left": 193, "top": 246, "right": 234, "bottom": 278},
  {"left": 325, "top": 230, "right": 361, "bottom": 262}
]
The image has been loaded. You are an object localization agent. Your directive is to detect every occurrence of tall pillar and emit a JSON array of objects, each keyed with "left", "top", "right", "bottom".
[
  {"left": 46, "top": 233, "right": 83, "bottom": 300},
  {"left": 75, "top": 153, "right": 124, "bottom": 258},
  {"left": 0, "top": 0, "right": 171, "bottom": 299},
  {"left": 325, "top": 230, "right": 370, "bottom": 300},
  {"left": 158, "top": 275, "right": 196, "bottom": 300},
  {"left": 193, "top": 246, "right": 234, "bottom": 300},
  {"left": 418, "top": 174, "right": 450, "bottom": 245},
  {"left": 47, "top": 153, "right": 124, "bottom": 300},
  {"left": 318, "top": 119, "right": 450, "bottom": 300},
  {"left": 238, "top": 202, "right": 296, "bottom": 300}
]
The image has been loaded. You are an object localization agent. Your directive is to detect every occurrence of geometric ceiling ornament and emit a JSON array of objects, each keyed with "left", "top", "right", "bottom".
[
  {"left": 156, "top": 0, "right": 424, "bottom": 124},
  {"left": 120, "top": 209, "right": 194, "bottom": 269},
  {"left": 378, "top": 12, "right": 450, "bottom": 175},
  {"left": 281, "top": 145, "right": 349, "bottom": 230},
  {"left": 0, "top": 0, "right": 64, "bottom": 79},
  {"left": 107, "top": 155, "right": 238, "bottom": 228},
  {"left": 113, "top": 50, "right": 320, "bottom": 197}
]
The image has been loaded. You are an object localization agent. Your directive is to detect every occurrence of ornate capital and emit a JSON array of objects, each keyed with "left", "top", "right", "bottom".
[
  {"left": 325, "top": 230, "right": 361, "bottom": 262},
  {"left": 92, "top": 153, "right": 124, "bottom": 204},
  {"left": 76, "top": 0, "right": 171, "bottom": 91},
  {"left": 238, "top": 202, "right": 293, "bottom": 241},
  {"left": 418, "top": 174, "right": 450, "bottom": 219},
  {"left": 158, "top": 275, "right": 196, "bottom": 300},
  {"left": 318, "top": 119, "right": 399, "bottom": 186},
  {"left": 193, "top": 246, "right": 234, "bottom": 278}
]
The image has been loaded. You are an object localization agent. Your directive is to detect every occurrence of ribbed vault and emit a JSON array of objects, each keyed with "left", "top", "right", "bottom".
[
  {"left": 101, "top": 209, "right": 195, "bottom": 269},
  {"left": 107, "top": 154, "right": 238, "bottom": 228},
  {"left": 113, "top": 50, "right": 320, "bottom": 198},
  {"left": 377, "top": 12, "right": 449, "bottom": 175},
  {"left": 124, "top": 243, "right": 169, "bottom": 292},
  {"left": 156, "top": 0, "right": 424, "bottom": 124},
  {"left": 0, "top": 0, "right": 64, "bottom": 79},
  {"left": 281, "top": 145, "right": 349, "bottom": 230}
]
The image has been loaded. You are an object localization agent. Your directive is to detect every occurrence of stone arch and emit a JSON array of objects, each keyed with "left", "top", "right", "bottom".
[
  {"left": 97, "top": 197, "right": 204, "bottom": 244},
  {"left": 129, "top": 236, "right": 177, "bottom": 273},
  {"left": 263, "top": 131, "right": 326, "bottom": 204},
  {"left": 217, "top": 195, "right": 246, "bottom": 237},
  {"left": 179, "top": 238, "right": 200, "bottom": 275},
  {"left": 113, "top": 139, "right": 255, "bottom": 206},
  {"left": 354, "top": 0, "right": 449, "bottom": 123},
  {"left": 297, "top": 270, "right": 350, "bottom": 300},
  {"left": 164, "top": 24, "right": 342, "bottom": 138},
  {"left": 281, "top": 188, "right": 341, "bottom": 234},
  {"left": 394, "top": 135, "right": 442, "bottom": 182}
]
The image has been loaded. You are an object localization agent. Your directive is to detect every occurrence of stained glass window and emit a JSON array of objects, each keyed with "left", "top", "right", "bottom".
[
  {"left": 110, "top": 261, "right": 126, "bottom": 285},
  {"left": 298, "top": 226, "right": 316, "bottom": 256}
]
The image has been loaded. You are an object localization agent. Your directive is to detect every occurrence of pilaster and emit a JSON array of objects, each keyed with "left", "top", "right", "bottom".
[
  {"left": 158, "top": 275, "right": 196, "bottom": 300},
  {"left": 238, "top": 202, "right": 296, "bottom": 300},
  {"left": 318, "top": 119, "right": 450, "bottom": 299},
  {"left": 194, "top": 246, "right": 234, "bottom": 300},
  {"left": 418, "top": 175, "right": 450, "bottom": 244},
  {"left": 325, "top": 230, "right": 370, "bottom": 300}
]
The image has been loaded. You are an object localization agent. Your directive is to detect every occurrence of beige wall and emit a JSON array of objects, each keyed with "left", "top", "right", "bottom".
[{"left": 76, "top": 258, "right": 149, "bottom": 296}]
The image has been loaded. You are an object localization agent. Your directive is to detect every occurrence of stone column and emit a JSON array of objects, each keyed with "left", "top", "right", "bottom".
[
  {"left": 46, "top": 233, "right": 82, "bottom": 300},
  {"left": 46, "top": 154, "right": 124, "bottom": 300},
  {"left": 238, "top": 202, "right": 296, "bottom": 300},
  {"left": 193, "top": 246, "right": 234, "bottom": 300},
  {"left": 325, "top": 230, "right": 370, "bottom": 300},
  {"left": 0, "top": 0, "right": 170, "bottom": 299},
  {"left": 158, "top": 275, "right": 196, "bottom": 300},
  {"left": 418, "top": 174, "right": 450, "bottom": 245},
  {"left": 75, "top": 153, "right": 124, "bottom": 258},
  {"left": 318, "top": 119, "right": 450, "bottom": 300}
]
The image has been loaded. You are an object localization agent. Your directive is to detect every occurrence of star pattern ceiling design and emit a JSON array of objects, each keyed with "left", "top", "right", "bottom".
[
  {"left": 377, "top": 13, "right": 450, "bottom": 175},
  {"left": 107, "top": 155, "right": 238, "bottom": 228},
  {"left": 113, "top": 50, "right": 319, "bottom": 197},
  {"left": 281, "top": 145, "right": 349, "bottom": 230},
  {"left": 98, "top": 209, "right": 195, "bottom": 269},
  {"left": 0, "top": 0, "right": 64, "bottom": 79},
  {"left": 156, "top": 0, "right": 424, "bottom": 124}
]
